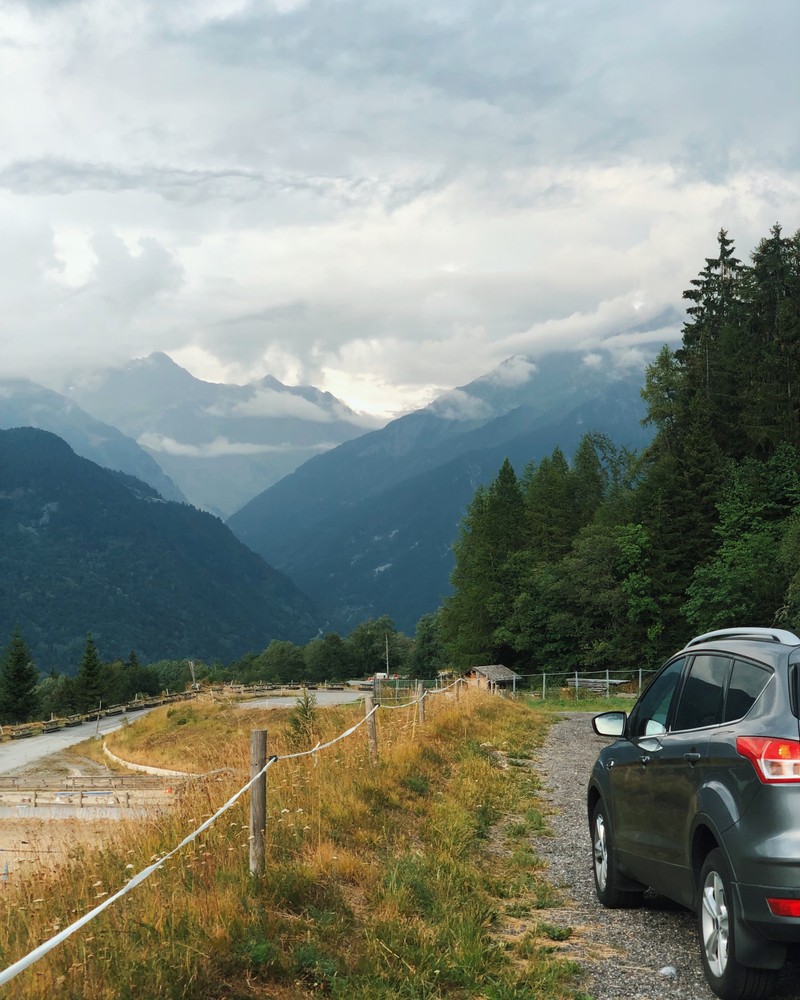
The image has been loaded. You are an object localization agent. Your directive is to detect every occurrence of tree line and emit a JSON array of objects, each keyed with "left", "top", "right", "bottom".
[
  {"left": 438, "top": 224, "right": 800, "bottom": 672},
  {"left": 0, "top": 614, "right": 446, "bottom": 725}
]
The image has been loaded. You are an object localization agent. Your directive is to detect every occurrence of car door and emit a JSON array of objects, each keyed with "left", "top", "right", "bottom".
[
  {"left": 620, "top": 654, "right": 731, "bottom": 903},
  {"left": 609, "top": 656, "right": 687, "bottom": 869}
]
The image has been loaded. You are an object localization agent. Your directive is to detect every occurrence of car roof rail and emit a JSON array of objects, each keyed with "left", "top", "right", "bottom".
[{"left": 685, "top": 627, "right": 800, "bottom": 648}]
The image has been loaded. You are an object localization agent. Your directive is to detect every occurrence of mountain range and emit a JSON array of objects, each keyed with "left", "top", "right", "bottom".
[
  {"left": 1, "top": 349, "right": 657, "bottom": 660},
  {"left": 227, "top": 352, "right": 653, "bottom": 632},
  {"left": 65, "top": 353, "right": 379, "bottom": 517},
  {"left": 0, "top": 427, "right": 318, "bottom": 671}
]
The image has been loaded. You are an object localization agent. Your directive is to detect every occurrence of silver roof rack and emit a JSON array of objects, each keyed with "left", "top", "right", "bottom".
[{"left": 685, "top": 627, "right": 800, "bottom": 649}]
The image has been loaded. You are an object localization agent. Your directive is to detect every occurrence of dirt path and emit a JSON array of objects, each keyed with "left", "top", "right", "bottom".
[{"left": 534, "top": 711, "right": 800, "bottom": 1000}]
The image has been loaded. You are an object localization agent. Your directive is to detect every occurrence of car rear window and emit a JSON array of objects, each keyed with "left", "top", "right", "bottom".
[
  {"left": 724, "top": 659, "right": 772, "bottom": 722},
  {"left": 672, "top": 654, "right": 730, "bottom": 731}
]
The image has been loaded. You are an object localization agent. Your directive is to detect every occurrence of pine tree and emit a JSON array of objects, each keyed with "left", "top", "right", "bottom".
[
  {"left": 409, "top": 613, "right": 447, "bottom": 680},
  {"left": 523, "top": 449, "right": 575, "bottom": 561},
  {"left": 743, "top": 224, "right": 800, "bottom": 453},
  {"left": 440, "top": 460, "right": 526, "bottom": 667},
  {"left": 570, "top": 434, "right": 607, "bottom": 529},
  {"left": 0, "top": 626, "right": 40, "bottom": 724},
  {"left": 679, "top": 228, "right": 747, "bottom": 456},
  {"left": 75, "top": 634, "right": 106, "bottom": 713}
]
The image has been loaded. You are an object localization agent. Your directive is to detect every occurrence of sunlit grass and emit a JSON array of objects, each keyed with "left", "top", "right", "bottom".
[{"left": 0, "top": 690, "right": 585, "bottom": 999}]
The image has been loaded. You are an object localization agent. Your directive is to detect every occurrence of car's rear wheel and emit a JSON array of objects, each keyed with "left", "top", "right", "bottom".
[
  {"left": 591, "top": 800, "right": 643, "bottom": 908},
  {"left": 697, "top": 849, "right": 779, "bottom": 1000}
]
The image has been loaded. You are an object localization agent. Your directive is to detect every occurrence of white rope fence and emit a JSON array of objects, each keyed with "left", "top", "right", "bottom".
[
  {"left": 0, "top": 677, "right": 468, "bottom": 988},
  {"left": 0, "top": 757, "right": 279, "bottom": 988}
]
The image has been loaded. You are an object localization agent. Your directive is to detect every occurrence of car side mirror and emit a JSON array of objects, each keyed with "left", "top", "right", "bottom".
[{"left": 592, "top": 711, "right": 627, "bottom": 738}]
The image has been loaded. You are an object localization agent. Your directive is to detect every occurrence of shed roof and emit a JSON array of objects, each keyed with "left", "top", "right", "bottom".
[{"left": 469, "top": 664, "right": 521, "bottom": 682}]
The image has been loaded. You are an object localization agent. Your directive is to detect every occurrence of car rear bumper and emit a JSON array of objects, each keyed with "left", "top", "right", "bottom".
[{"left": 736, "top": 881, "right": 800, "bottom": 944}]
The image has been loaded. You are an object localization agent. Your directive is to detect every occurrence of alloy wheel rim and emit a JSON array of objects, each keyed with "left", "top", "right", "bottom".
[
  {"left": 701, "top": 870, "right": 729, "bottom": 978},
  {"left": 593, "top": 814, "right": 608, "bottom": 891}
]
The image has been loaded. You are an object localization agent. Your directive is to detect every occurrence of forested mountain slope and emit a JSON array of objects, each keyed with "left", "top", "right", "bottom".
[
  {"left": 229, "top": 355, "right": 651, "bottom": 632},
  {"left": 0, "top": 428, "right": 318, "bottom": 670},
  {"left": 0, "top": 378, "right": 186, "bottom": 503}
]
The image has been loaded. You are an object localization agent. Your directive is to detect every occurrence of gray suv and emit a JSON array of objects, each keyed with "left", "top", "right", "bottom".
[{"left": 587, "top": 628, "right": 800, "bottom": 1000}]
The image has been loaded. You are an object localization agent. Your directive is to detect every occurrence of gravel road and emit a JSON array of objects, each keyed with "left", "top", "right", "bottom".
[{"left": 534, "top": 712, "right": 800, "bottom": 1000}]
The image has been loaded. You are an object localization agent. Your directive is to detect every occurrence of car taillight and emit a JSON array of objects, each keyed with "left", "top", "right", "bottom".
[
  {"left": 767, "top": 898, "right": 800, "bottom": 917},
  {"left": 737, "top": 736, "right": 800, "bottom": 783}
]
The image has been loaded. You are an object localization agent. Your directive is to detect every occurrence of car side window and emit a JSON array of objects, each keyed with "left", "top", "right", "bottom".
[
  {"left": 724, "top": 659, "right": 771, "bottom": 722},
  {"left": 672, "top": 654, "right": 731, "bottom": 731},
  {"left": 629, "top": 657, "right": 686, "bottom": 738}
]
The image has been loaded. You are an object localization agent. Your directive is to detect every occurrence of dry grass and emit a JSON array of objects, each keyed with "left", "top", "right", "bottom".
[{"left": 0, "top": 690, "right": 584, "bottom": 999}]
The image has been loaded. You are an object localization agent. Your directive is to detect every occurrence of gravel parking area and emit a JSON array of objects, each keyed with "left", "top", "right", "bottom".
[{"left": 534, "top": 712, "right": 800, "bottom": 1000}]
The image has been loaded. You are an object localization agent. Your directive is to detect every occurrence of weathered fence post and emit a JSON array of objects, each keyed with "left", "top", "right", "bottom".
[
  {"left": 250, "top": 729, "right": 267, "bottom": 875},
  {"left": 364, "top": 694, "right": 378, "bottom": 762},
  {"left": 606, "top": 669, "right": 610, "bottom": 698},
  {"left": 418, "top": 683, "right": 426, "bottom": 724},
  {"left": 542, "top": 673, "right": 547, "bottom": 701}
]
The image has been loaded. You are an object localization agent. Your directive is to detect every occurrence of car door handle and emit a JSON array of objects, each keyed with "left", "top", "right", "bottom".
[{"left": 684, "top": 752, "right": 701, "bottom": 764}]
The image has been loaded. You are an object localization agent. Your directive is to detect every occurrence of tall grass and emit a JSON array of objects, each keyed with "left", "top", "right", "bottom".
[{"left": 0, "top": 690, "right": 584, "bottom": 999}]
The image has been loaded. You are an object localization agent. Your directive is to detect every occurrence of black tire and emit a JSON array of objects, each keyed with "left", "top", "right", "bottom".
[
  {"left": 591, "top": 800, "right": 644, "bottom": 908},
  {"left": 697, "top": 848, "right": 780, "bottom": 1000}
]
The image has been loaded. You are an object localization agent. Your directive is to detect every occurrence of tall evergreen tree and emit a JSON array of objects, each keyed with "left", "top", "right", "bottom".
[
  {"left": 523, "top": 449, "right": 575, "bottom": 561},
  {"left": 408, "top": 613, "right": 447, "bottom": 679},
  {"left": 742, "top": 224, "right": 800, "bottom": 454},
  {"left": 0, "top": 627, "right": 40, "bottom": 724},
  {"left": 75, "top": 633, "right": 106, "bottom": 713},
  {"left": 441, "top": 460, "right": 526, "bottom": 667},
  {"left": 570, "top": 434, "right": 608, "bottom": 529}
]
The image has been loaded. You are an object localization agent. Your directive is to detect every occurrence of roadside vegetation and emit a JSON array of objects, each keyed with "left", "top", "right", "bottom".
[{"left": 0, "top": 690, "right": 586, "bottom": 999}]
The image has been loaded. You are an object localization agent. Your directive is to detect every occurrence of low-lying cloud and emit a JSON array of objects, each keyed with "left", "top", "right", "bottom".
[{"left": 137, "top": 432, "right": 337, "bottom": 458}]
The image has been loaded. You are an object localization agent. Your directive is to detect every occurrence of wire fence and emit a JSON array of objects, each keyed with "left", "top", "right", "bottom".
[{"left": 375, "top": 669, "right": 657, "bottom": 703}]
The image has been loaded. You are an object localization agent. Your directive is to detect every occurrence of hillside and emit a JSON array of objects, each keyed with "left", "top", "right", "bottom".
[
  {"left": 228, "top": 352, "right": 652, "bottom": 632},
  {"left": 0, "top": 378, "right": 186, "bottom": 503},
  {"left": 0, "top": 428, "right": 319, "bottom": 670}
]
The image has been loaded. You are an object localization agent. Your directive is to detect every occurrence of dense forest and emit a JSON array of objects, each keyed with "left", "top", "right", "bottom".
[{"left": 438, "top": 224, "right": 800, "bottom": 671}]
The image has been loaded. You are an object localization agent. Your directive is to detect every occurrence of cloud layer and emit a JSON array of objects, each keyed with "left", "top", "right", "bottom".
[{"left": 1, "top": 0, "right": 798, "bottom": 415}]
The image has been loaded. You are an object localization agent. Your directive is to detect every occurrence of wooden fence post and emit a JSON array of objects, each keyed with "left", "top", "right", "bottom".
[
  {"left": 364, "top": 694, "right": 378, "bottom": 762},
  {"left": 418, "top": 683, "right": 426, "bottom": 724},
  {"left": 250, "top": 729, "right": 267, "bottom": 875}
]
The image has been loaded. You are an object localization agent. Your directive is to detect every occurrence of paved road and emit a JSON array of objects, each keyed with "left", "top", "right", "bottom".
[
  {"left": 0, "top": 693, "right": 364, "bottom": 776},
  {"left": 236, "top": 691, "right": 363, "bottom": 710},
  {"left": 0, "top": 713, "right": 141, "bottom": 776}
]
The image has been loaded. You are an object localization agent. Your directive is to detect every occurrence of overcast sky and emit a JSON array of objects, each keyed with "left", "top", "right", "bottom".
[{"left": 1, "top": 0, "right": 798, "bottom": 417}]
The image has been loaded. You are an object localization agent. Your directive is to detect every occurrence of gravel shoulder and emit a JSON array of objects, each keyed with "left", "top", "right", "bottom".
[{"left": 533, "top": 711, "right": 800, "bottom": 1000}]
